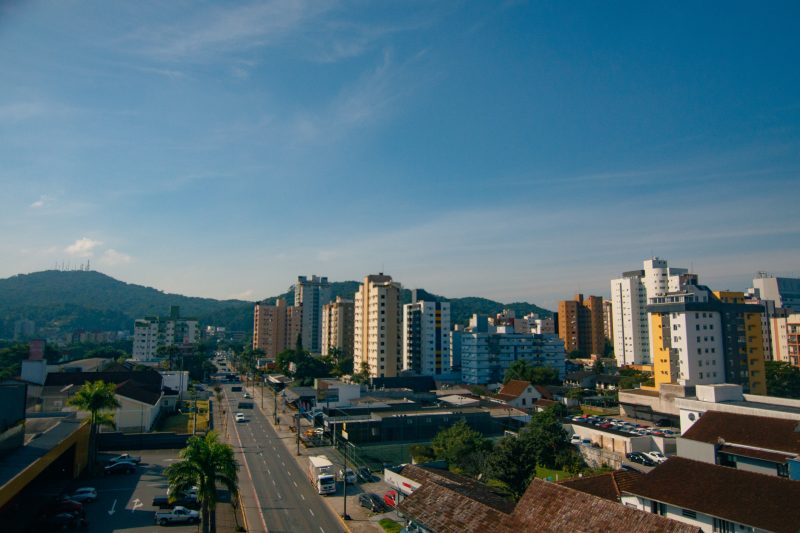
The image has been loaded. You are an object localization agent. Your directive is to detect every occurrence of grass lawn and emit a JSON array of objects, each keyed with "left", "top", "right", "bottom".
[
  {"left": 157, "top": 400, "right": 210, "bottom": 433},
  {"left": 378, "top": 518, "right": 403, "bottom": 533},
  {"left": 535, "top": 465, "right": 573, "bottom": 482}
]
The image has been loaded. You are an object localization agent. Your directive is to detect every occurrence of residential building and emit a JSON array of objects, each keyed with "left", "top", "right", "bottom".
[
  {"left": 558, "top": 293, "right": 604, "bottom": 357},
  {"left": 460, "top": 318, "right": 566, "bottom": 385},
  {"left": 132, "top": 306, "right": 198, "bottom": 361},
  {"left": 450, "top": 326, "right": 463, "bottom": 372},
  {"left": 295, "top": 275, "right": 331, "bottom": 354},
  {"left": 353, "top": 274, "right": 403, "bottom": 378},
  {"left": 395, "top": 464, "right": 697, "bottom": 533},
  {"left": 403, "top": 299, "right": 451, "bottom": 376},
  {"left": 750, "top": 273, "right": 800, "bottom": 311},
  {"left": 603, "top": 299, "right": 613, "bottom": 344},
  {"left": 610, "top": 258, "right": 690, "bottom": 366},
  {"left": 495, "top": 380, "right": 549, "bottom": 409},
  {"left": 320, "top": 296, "right": 354, "bottom": 357},
  {"left": 768, "top": 311, "right": 800, "bottom": 366},
  {"left": 12, "top": 320, "right": 35, "bottom": 341},
  {"left": 532, "top": 316, "right": 555, "bottom": 335},
  {"left": 252, "top": 298, "right": 302, "bottom": 358},
  {"left": 619, "top": 457, "right": 800, "bottom": 533},
  {"left": 646, "top": 283, "right": 766, "bottom": 394}
]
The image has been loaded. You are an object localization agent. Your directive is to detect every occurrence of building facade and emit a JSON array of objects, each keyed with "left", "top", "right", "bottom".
[
  {"left": 295, "top": 275, "right": 331, "bottom": 354},
  {"left": 610, "top": 258, "right": 690, "bottom": 366},
  {"left": 750, "top": 273, "right": 800, "bottom": 311},
  {"left": 602, "top": 299, "right": 613, "bottom": 344},
  {"left": 769, "top": 311, "right": 800, "bottom": 366},
  {"left": 132, "top": 306, "right": 198, "bottom": 360},
  {"left": 321, "top": 296, "right": 355, "bottom": 357},
  {"left": 353, "top": 274, "right": 403, "bottom": 378},
  {"left": 647, "top": 285, "right": 767, "bottom": 395},
  {"left": 558, "top": 294, "right": 604, "bottom": 357},
  {"left": 252, "top": 298, "right": 303, "bottom": 358},
  {"left": 403, "top": 300, "right": 451, "bottom": 376}
]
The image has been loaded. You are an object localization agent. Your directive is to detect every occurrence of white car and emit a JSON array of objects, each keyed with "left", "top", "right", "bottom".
[
  {"left": 235, "top": 413, "right": 246, "bottom": 423},
  {"left": 644, "top": 451, "right": 668, "bottom": 464},
  {"left": 570, "top": 434, "right": 582, "bottom": 445},
  {"left": 64, "top": 487, "right": 97, "bottom": 503}
]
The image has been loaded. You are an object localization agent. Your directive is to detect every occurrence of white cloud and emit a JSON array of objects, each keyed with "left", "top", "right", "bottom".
[
  {"left": 30, "top": 195, "right": 48, "bottom": 208},
  {"left": 100, "top": 248, "right": 132, "bottom": 266},
  {"left": 229, "top": 289, "right": 255, "bottom": 300},
  {"left": 65, "top": 237, "right": 103, "bottom": 257}
]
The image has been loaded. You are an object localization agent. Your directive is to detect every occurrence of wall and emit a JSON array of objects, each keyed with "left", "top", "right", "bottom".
[
  {"left": 577, "top": 445, "right": 623, "bottom": 469},
  {"left": 97, "top": 431, "right": 192, "bottom": 450},
  {"left": 675, "top": 437, "right": 716, "bottom": 464},
  {"left": 116, "top": 396, "right": 159, "bottom": 432}
]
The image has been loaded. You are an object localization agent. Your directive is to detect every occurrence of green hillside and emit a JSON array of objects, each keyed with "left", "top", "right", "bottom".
[{"left": 0, "top": 270, "right": 552, "bottom": 338}]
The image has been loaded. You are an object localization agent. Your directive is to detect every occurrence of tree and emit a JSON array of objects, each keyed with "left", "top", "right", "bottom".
[
  {"left": 352, "top": 361, "right": 371, "bottom": 384},
  {"left": 502, "top": 360, "right": 560, "bottom": 385},
  {"left": 431, "top": 419, "right": 492, "bottom": 476},
  {"left": 766, "top": 361, "right": 800, "bottom": 399},
  {"left": 165, "top": 431, "right": 239, "bottom": 533},
  {"left": 409, "top": 444, "right": 436, "bottom": 464},
  {"left": 592, "top": 359, "right": 604, "bottom": 374},
  {"left": 67, "top": 380, "right": 120, "bottom": 466},
  {"left": 487, "top": 431, "right": 537, "bottom": 500},
  {"left": 525, "top": 408, "right": 570, "bottom": 468}
]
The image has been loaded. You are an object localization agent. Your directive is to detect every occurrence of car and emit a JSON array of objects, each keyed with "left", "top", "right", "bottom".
[
  {"left": 338, "top": 468, "right": 357, "bottom": 484},
  {"left": 152, "top": 494, "right": 200, "bottom": 509},
  {"left": 358, "top": 493, "right": 387, "bottom": 513},
  {"left": 104, "top": 460, "right": 136, "bottom": 475},
  {"left": 570, "top": 435, "right": 582, "bottom": 444},
  {"left": 644, "top": 451, "right": 668, "bottom": 464},
  {"left": 154, "top": 506, "right": 201, "bottom": 526},
  {"left": 107, "top": 453, "right": 141, "bottom": 465},
  {"left": 356, "top": 466, "right": 375, "bottom": 483},
  {"left": 46, "top": 499, "right": 84, "bottom": 517},
  {"left": 41, "top": 512, "right": 88, "bottom": 531},
  {"left": 243, "top": 392, "right": 252, "bottom": 399},
  {"left": 626, "top": 452, "right": 656, "bottom": 467},
  {"left": 383, "top": 490, "right": 398, "bottom": 508},
  {"left": 581, "top": 438, "right": 592, "bottom": 446},
  {"left": 235, "top": 412, "right": 246, "bottom": 423},
  {"left": 62, "top": 488, "right": 97, "bottom": 503}
]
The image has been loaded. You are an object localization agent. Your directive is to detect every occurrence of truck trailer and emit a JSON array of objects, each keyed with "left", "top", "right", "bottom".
[{"left": 307, "top": 455, "right": 336, "bottom": 495}]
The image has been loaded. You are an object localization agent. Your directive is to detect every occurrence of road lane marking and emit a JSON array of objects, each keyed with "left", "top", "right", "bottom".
[
  {"left": 309, "top": 509, "right": 314, "bottom": 517},
  {"left": 292, "top": 481, "right": 297, "bottom": 487},
  {"left": 107, "top": 499, "right": 117, "bottom": 515},
  {"left": 300, "top": 494, "right": 305, "bottom": 500},
  {"left": 320, "top": 528, "right": 325, "bottom": 533}
]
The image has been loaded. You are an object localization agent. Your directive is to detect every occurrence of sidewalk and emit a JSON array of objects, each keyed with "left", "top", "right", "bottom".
[{"left": 250, "top": 384, "right": 390, "bottom": 533}]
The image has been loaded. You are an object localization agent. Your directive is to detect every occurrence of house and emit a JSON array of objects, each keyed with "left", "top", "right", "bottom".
[
  {"left": 558, "top": 469, "right": 643, "bottom": 502},
  {"left": 396, "top": 464, "right": 697, "bottom": 533},
  {"left": 495, "top": 380, "right": 549, "bottom": 409},
  {"left": 564, "top": 371, "right": 598, "bottom": 389},
  {"left": 596, "top": 374, "right": 620, "bottom": 391},
  {"left": 620, "top": 457, "right": 800, "bottom": 533},
  {"left": 677, "top": 410, "right": 800, "bottom": 479}
]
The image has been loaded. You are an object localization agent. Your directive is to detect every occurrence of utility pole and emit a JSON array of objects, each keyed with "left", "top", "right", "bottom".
[
  {"left": 273, "top": 389, "right": 278, "bottom": 425},
  {"left": 296, "top": 414, "right": 301, "bottom": 455},
  {"left": 342, "top": 439, "right": 350, "bottom": 520}
]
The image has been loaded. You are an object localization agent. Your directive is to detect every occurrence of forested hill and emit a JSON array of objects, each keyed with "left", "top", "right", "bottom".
[{"left": 0, "top": 270, "right": 552, "bottom": 338}]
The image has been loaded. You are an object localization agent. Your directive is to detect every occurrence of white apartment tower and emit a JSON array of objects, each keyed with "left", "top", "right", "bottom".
[
  {"left": 610, "top": 258, "right": 689, "bottom": 366},
  {"left": 133, "top": 306, "right": 198, "bottom": 361},
  {"left": 403, "top": 299, "right": 451, "bottom": 376},
  {"left": 354, "top": 274, "right": 402, "bottom": 378},
  {"left": 295, "top": 275, "right": 331, "bottom": 354}
]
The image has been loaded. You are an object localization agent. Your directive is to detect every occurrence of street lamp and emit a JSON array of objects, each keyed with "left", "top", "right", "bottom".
[{"left": 341, "top": 437, "right": 351, "bottom": 521}]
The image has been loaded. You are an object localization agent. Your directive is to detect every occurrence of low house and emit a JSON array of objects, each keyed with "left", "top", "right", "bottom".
[
  {"left": 558, "top": 469, "right": 643, "bottom": 502},
  {"left": 396, "top": 464, "right": 697, "bottom": 532},
  {"left": 620, "top": 457, "right": 800, "bottom": 533},
  {"left": 596, "top": 374, "right": 620, "bottom": 391},
  {"left": 495, "top": 380, "right": 549, "bottom": 409},
  {"left": 564, "top": 371, "right": 598, "bottom": 389},
  {"left": 677, "top": 410, "right": 800, "bottom": 479}
]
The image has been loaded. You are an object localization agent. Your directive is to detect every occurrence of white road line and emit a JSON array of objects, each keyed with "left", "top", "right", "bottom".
[
  {"left": 320, "top": 528, "right": 325, "bottom": 533},
  {"left": 272, "top": 479, "right": 276, "bottom": 486},
  {"left": 309, "top": 509, "right": 314, "bottom": 517},
  {"left": 300, "top": 494, "right": 305, "bottom": 500},
  {"left": 292, "top": 481, "right": 297, "bottom": 487}
]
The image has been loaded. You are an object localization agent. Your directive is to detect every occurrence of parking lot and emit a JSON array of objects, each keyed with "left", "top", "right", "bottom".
[{"left": 65, "top": 450, "right": 201, "bottom": 533}]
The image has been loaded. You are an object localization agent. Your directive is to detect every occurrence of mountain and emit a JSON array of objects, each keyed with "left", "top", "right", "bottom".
[{"left": 0, "top": 270, "right": 552, "bottom": 338}]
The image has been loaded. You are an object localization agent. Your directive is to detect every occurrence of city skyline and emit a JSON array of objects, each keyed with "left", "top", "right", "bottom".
[{"left": 1, "top": 1, "right": 799, "bottom": 309}]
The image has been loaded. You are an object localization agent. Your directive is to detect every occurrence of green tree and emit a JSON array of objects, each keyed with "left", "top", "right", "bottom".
[
  {"left": 487, "top": 431, "right": 537, "bottom": 500},
  {"left": 503, "top": 360, "right": 560, "bottom": 385},
  {"left": 67, "top": 380, "right": 120, "bottom": 465},
  {"left": 766, "top": 361, "right": 800, "bottom": 399},
  {"left": 592, "top": 359, "right": 605, "bottom": 374},
  {"left": 432, "top": 419, "right": 492, "bottom": 476},
  {"left": 409, "top": 444, "right": 436, "bottom": 464},
  {"left": 525, "top": 408, "right": 570, "bottom": 468},
  {"left": 165, "top": 431, "right": 239, "bottom": 533},
  {"left": 352, "top": 361, "right": 371, "bottom": 384}
]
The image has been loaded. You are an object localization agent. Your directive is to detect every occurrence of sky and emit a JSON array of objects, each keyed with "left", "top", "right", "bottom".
[{"left": 1, "top": 1, "right": 799, "bottom": 309}]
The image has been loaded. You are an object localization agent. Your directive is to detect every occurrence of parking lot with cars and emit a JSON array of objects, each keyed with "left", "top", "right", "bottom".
[{"left": 43, "top": 449, "right": 205, "bottom": 533}]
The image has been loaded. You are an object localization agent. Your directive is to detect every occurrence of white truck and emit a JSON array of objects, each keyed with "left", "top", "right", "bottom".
[
  {"left": 154, "top": 506, "right": 200, "bottom": 526},
  {"left": 307, "top": 455, "right": 336, "bottom": 495}
]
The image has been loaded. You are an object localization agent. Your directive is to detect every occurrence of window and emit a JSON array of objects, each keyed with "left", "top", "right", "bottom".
[
  {"left": 650, "top": 501, "right": 666, "bottom": 516},
  {"left": 681, "top": 509, "right": 697, "bottom": 519}
]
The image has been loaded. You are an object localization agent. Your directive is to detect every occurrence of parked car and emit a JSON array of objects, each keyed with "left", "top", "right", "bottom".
[
  {"left": 243, "top": 392, "right": 252, "bottom": 399},
  {"left": 46, "top": 499, "right": 84, "bottom": 517},
  {"left": 62, "top": 488, "right": 97, "bottom": 503},
  {"left": 108, "top": 453, "right": 141, "bottom": 465},
  {"left": 644, "top": 451, "right": 668, "bottom": 464},
  {"left": 152, "top": 495, "right": 200, "bottom": 509},
  {"left": 338, "top": 468, "right": 357, "bottom": 484},
  {"left": 235, "top": 412, "right": 246, "bottom": 423},
  {"left": 383, "top": 490, "right": 398, "bottom": 508},
  {"left": 104, "top": 461, "right": 136, "bottom": 475},
  {"left": 626, "top": 452, "right": 656, "bottom": 467},
  {"left": 570, "top": 434, "right": 582, "bottom": 444},
  {"left": 40, "top": 512, "right": 88, "bottom": 531},
  {"left": 358, "top": 493, "right": 387, "bottom": 513},
  {"left": 356, "top": 466, "right": 375, "bottom": 483},
  {"left": 154, "top": 506, "right": 201, "bottom": 526}
]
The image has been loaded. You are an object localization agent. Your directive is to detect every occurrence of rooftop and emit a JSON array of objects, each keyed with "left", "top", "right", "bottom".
[
  {"left": 497, "top": 380, "right": 533, "bottom": 398},
  {"left": 558, "top": 470, "right": 643, "bottom": 502},
  {"left": 682, "top": 411, "right": 800, "bottom": 455}
]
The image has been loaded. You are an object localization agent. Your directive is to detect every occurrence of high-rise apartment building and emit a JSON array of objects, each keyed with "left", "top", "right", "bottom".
[
  {"left": 133, "top": 306, "right": 198, "bottom": 360},
  {"left": 602, "top": 299, "right": 613, "bottom": 344},
  {"left": 610, "top": 258, "right": 690, "bottom": 366},
  {"left": 750, "top": 274, "right": 800, "bottom": 311},
  {"left": 321, "top": 296, "right": 355, "bottom": 357},
  {"left": 557, "top": 294, "right": 604, "bottom": 357},
  {"left": 647, "top": 284, "right": 766, "bottom": 395},
  {"left": 460, "top": 316, "right": 566, "bottom": 385},
  {"left": 768, "top": 312, "right": 800, "bottom": 366},
  {"left": 403, "top": 300, "right": 451, "bottom": 376},
  {"left": 252, "top": 298, "right": 303, "bottom": 358},
  {"left": 353, "top": 274, "right": 402, "bottom": 378},
  {"left": 295, "top": 275, "right": 331, "bottom": 354}
]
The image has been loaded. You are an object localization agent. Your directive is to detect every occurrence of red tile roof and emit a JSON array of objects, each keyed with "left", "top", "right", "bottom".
[
  {"left": 558, "top": 470, "right": 643, "bottom": 502},
  {"left": 681, "top": 411, "right": 800, "bottom": 455},
  {"left": 497, "top": 380, "right": 532, "bottom": 399},
  {"left": 624, "top": 457, "right": 800, "bottom": 533}
]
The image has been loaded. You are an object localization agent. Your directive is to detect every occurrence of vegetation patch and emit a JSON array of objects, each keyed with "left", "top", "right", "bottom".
[{"left": 378, "top": 518, "right": 403, "bottom": 533}]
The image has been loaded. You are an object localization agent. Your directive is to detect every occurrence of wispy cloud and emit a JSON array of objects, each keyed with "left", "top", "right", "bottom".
[
  {"left": 100, "top": 248, "right": 132, "bottom": 266},
  {"left": 0, "top": 101, "right": 76, "bottom": 122},
  {"left": 65, "top": 237, "right": 103, "bottom": 257},
  {"left": 30, "top": 195, "right": 49, "bottom": 209}
]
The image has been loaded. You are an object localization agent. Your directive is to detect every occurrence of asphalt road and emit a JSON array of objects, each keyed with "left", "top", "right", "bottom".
[{"left": 223, "top": 385, "right": 346, "bottom": 533}]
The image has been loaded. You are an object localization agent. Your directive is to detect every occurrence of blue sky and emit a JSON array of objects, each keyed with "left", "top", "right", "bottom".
[{"left": 1, "top": 1, "right": 799, "bottom": 309}]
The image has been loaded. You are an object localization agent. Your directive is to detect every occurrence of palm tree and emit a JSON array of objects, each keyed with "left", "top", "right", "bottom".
[
  {"left": 165, "top": 431, "right": 239, "bottom": 533},
  {"left": 67, "top": 380, "right": 120, "bottom": 466}
]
